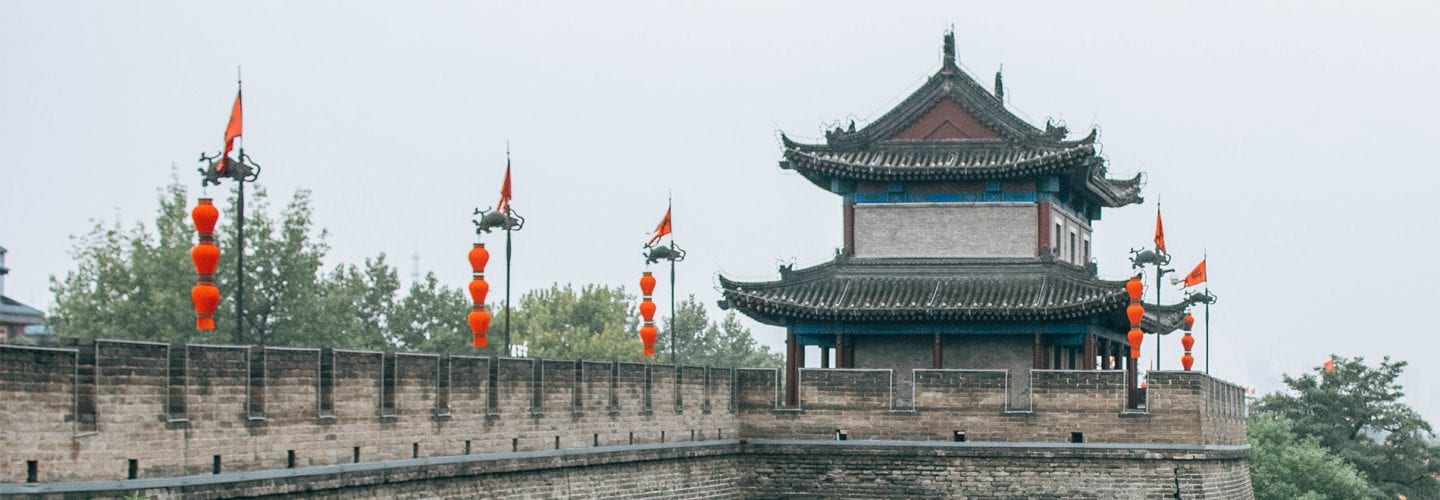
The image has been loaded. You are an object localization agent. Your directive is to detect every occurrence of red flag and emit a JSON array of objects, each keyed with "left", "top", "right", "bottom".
[
  {"left": 647, "top": 207, "right": 672, "bottom": 246},
  {"left": 219, "top": 90, "right": 243, "bottom": 171},
  {"left": 1182, "top": 259, "right": 1206, "bottom": 287},
  {"left": 1323, "top": 357, "right": 1336, "bottom": 373},
  {"left": 1154, "top": 206, "right": 1166, "bottom": 254},
  {"left": 496, "top": 160, "right": 512, "bottom": 213}
]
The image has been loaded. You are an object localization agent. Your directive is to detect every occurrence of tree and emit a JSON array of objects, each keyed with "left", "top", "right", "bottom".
[
  {"left": 656, "top": 295, "right": 782, "bottom": 368},
  {"left": 49, "top": 181, "right": 196, "bottom": 343},
  {"left": 510, "top": 283, "right": 642, "bottom": 361},
  {"left": 1247, "top": 414, "right": 1377, "bottom": 500},
  {"left": 389, "top": 272, "right": 472, "bottom": 354},
  {"left": 1254, "top": 355, "right": 1440, "bottom": 498}
]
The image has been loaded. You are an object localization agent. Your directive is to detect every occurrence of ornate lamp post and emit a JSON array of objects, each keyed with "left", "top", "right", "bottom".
[
  {"left": 194, "top": 78, "right": 262, "bottom": 343},
  {"left": 473, "top": 154, "right": 523, "bottom": 354},
  {"left": 1180, "top": 311, "right": 1196, "bottom": 371}
]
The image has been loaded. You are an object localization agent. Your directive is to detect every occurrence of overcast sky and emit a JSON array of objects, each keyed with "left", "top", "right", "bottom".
[{"left": 3, "top": 1, "right": 1437, "bottom": 420}]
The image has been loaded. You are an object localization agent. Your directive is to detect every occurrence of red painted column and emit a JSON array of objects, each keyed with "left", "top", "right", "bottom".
[
  {"left": 932, "top": 331, "right": 942, "bottom": 369},
  {"left": 1032, "top": 333, "right": 1043, "bottom": 369},
  {"left": 843, "top": 199, "right": 855, "bottom": 257},
  {"left": 1083, "top": 333, "right": 1096, "bottom": 370},
  {"left": 785, "top": 330, "right": 798, "bottom": 406}
]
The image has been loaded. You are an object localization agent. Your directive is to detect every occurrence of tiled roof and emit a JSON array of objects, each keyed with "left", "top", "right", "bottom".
[
  {"left": 775, "top": 36, "right": 1145, "bottom": 208},
  {"left": 720, "top": 258, "right": 1185, "bottom": 333},
  {"left": 0, "top": 295, "right": 45, "bottom": 323}
]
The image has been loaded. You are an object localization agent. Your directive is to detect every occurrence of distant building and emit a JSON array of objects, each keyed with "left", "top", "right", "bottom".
[{"left": 0, "top": 246, "right": 45, "bottom": 343}]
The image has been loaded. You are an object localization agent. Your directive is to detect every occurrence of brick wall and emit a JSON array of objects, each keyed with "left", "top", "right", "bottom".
[
  {"left": 852, "top": 203, "right": 1037, "bottom": 258},
  {"left": 0, "top": 341, "right": 737, "bottom": 483},
  {"left": 0, "top": 341, "right": 1247, "bottom": 489}
]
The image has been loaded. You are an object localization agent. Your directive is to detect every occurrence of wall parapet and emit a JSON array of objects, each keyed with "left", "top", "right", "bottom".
[{"left": 1, "top": 341, "right": 1245, "bottom": 484}]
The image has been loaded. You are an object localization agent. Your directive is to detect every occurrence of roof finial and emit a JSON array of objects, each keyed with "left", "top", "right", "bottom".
[
  {"left": 994, "top": 64, "right": 1005, "bottom": 102},
  {"left": 942, "top": 28, "right": 957, "bottom": 70}
]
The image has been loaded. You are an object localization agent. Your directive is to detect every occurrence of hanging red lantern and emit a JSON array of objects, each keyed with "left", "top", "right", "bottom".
[
  {"left": 1183, "top": 312, "right": 1195, "bottom": 331},
  {"left": 468, "top": 308, "right": 491, "bottom": 335},
  {"left": 1181, "top": 353, "right": 1195, "bottom": 371},
  {"left": 1125, "top": 276, "right": 1143, "bottom": 301},
  {"left": 192, "top": 198, "right": 219, "bottom": 233},
  {"left": 191, "top": 198, "right": 221, "bottom": 332},
  {"left": 640, "top": 272, "right": 656, "bottom": 296},
  {"left": 639, "top": 298, "right": 656, "bottom": 322},
  {"left": 469, "top": 277, "right": 489, "bottom": 304},
  {"left": 192, "top": 283, "right": 220, "bottom": 331},
  {"left": 1127, "top": 327, "right": 1144, "bottom": 358},
  {"left": 639, "top": 324, "right": 658, "bottom": 357},
  {"left": 469, "top": 243, "right": 490, "bottom": 272},
  {"left": 191, "top": 242, "right": 220, "bottom": 275},
  {"left": 1181, "top": 333, "right": 1195, "bottom": 352},
  {"left": 1126, "top": 304, "right": 1145, "bottom": 325}
]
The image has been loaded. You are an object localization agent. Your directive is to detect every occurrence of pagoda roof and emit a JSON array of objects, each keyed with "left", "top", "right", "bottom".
[
  {"left": 719, "top": 257, "right": 1187, "bottom": 333},
  {"left": 777, "top": 34, "right": 1144, "bottom": 208}
]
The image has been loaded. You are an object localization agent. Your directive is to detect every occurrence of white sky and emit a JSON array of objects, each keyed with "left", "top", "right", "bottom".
[{"left": 3, "top": 1, "right": 1437, "bottom": 420}]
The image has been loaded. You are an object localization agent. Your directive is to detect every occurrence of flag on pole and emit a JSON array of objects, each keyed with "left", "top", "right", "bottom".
[
  {"left": 1323, "top": 357, "right": 1336, "bottom": 373},
  {"left": 1182, "top": 259, "right": 1206, "bottom": 287},
  {"left": 497, "top": 160, "right": 512, "bottom": 213},
  {"left": 1154, "top": 206, "right": 1166, "bottom": 254},
  {"left": 647, "top": 207, "right": 672, "bottom": 246},
  {"left": 219, "top": 90, "right": 243, "bottom": 171}
]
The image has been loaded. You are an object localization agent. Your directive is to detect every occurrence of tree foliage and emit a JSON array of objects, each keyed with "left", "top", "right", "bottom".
[
  {"left": 1253, "top": 355, "right": 1440, "bottom": 499},
  {"left": 48, "top": 179, "right": 780, "bottom": 368},
  {"left": 1247, "top": 414, "right": 1377, "bottom": 500}
]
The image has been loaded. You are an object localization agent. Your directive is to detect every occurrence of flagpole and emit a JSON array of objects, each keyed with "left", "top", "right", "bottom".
[
  {"left": 668, "top": 196, "right": 676, "bottom": 365},
  {"left": 234, "top": 70, "right": 247, "bottom": 346},
  {"left": 503, "top": 147, "right": 512, "bottom": 357},
  {"left": 1204, "top": 250, "right": 1210, "bottom": 374}
]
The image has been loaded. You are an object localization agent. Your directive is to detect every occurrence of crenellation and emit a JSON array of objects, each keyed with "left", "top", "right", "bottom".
[{"left": 0, "top": 344, "right": 1244, "bottom": 486}]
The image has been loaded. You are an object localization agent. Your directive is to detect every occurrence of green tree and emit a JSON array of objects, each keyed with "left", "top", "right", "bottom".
[
  {"left": 1254, "top": 355, "right": 1440, "bottom": 498},
  {"left": 656, "top": 295, "right": 782, "bottom": 368},
  {"left": 1248, "top": 414, "right": 1377, "bottom": 500},
  {"left": 49, "top": 181, "right": 195, "bottom": 342},
  {"left": 390, "top": 272, "right": 472, "bottom": 354},
  {"left": 510, "top": 283, "right": 642, "bottom": 361}
]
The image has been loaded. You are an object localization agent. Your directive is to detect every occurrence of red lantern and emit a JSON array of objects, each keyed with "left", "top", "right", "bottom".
[
  {"left": 191, "top": 242, "right": 219, "bottom": 275},
  {"left": 638, "top": 324, "right": 658, "bottom": 357},
  {"left": 1125, "top": 276, "right": 1143, "bottom": 301},
  {"left": 640, "top": 272, "right": 656, "bottom": 296},
  {"left": 1183, "top": 312, "right": 1195, "bottom": 331},
  {"left": 191, "top": 283, "right": 220, "bottom": 331},
  {"left": 472, "top": 333, "right": 488, "bottom": 348},
  {"left": 468, "top": 243, "right": 490, "bottom": 272},
  {"left": 468, "top": 308, "right": 491, "bottom": 335},
  {"left": 1126, "top": 304, "right": 1145, "bottom": 325},
  {"left": 1181, "top": 332, "right": 1195, "bottom": 351},
  {"left": 1127, "top": 327, "right": 1144, "bottom": 358},
  {"left": 469, "top": 277, "right": 489, "bottom": 304},
  {"left": 1181, "top": 353, "right": 1195, "bottom": 371},
  {"left": 639, "top": 298, "right": 656, "bottom": 322},
  {"left": 192, "top": 198, "right": 219, "bottom": 233}
]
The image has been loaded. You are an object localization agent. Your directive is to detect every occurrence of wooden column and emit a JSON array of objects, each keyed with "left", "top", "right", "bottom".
[
  {"left": 1083, "top": 333, "right": 1096, "bottom": 370},
  {"left": 785, "top": 330, "right": 798, "bottom": 406},
  {"left": 1100, "top": 338, "right": 1112, "bottom": 369},
  {"left": 932, "top": 331, "right": 943, "bottom": 369},
  {"left": 834, "top": 331, "right": 845, "bottom": 368},
  {"left": 820, "top": 347, "right": 829, "bottom": 369},
  {"left": 1032, "top": 333, "right": 1043, "bottom": 369}
]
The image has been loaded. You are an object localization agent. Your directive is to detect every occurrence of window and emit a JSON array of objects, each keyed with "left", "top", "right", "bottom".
[
  {"left": 1069, "top": 231, "right": 1077, "bottom": 264},
  {"left": 1083, "top": 238, "right": 1091, "bottom": 263},
  {"left": 1053, "top": 223, "right": 1062, "bottom": 254}
]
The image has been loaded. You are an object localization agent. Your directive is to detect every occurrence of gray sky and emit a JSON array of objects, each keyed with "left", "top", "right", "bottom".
[{"left": 3, "top": 1, "right": 1438, "bottom": 420}]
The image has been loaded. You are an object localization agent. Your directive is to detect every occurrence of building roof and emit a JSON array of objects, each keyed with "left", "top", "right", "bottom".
[
  {"left": 719, "top": 257, "right": 1186, "bottom": 334},
  {"left": 0, "top": 295, "right": 45, "bottom": 325},
  {"left": 777, "top": 35, "right": 1143, "bottom": 208}
]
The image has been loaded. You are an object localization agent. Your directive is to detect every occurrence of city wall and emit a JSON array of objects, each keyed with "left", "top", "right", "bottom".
[{"left": 1, "top": 340, "right": 1249, "bottom": 497}]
